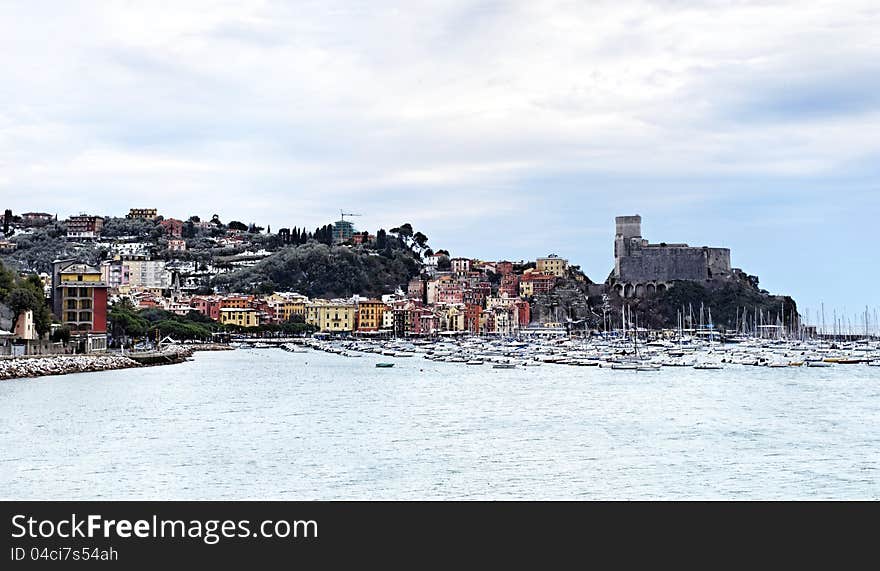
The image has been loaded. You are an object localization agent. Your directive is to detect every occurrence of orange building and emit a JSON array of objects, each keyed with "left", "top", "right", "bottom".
[{"left": 357, "top": 300, "right": 387, "bottom": 332}]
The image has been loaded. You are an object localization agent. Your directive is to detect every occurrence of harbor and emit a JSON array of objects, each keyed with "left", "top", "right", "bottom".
[{"left": 267, "top": 334, "right": 880, "bottom": 371}]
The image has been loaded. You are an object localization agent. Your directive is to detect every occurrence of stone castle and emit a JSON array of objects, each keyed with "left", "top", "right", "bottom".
[{"left": 611, "top": 215, "right": 734, "bottom": 298}]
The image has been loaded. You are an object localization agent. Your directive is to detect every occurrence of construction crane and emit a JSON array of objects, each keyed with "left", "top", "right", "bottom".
[{"left": 340, "top": 210, "right": 362, "bottom": 223}]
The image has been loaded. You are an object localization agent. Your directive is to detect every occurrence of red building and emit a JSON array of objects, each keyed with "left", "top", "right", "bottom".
[
  {"left": 160, "top": 218, "right": 184, "bottom": 238},
  {"left": 515, "top": 300, "right": 531, "bottom": 326},
  {"left": 499, "top": 274, "right": 520, "bottom": 297},
  {"left": 495, "top": 261, "right": 514, "bottom": 276},
  {"left": 521, "top": 271, "right": 556, "bottom": 295},
  {"left": 464, "top": 304, "right": 482, "bottom": 334},
  {"left": 54, "top": 262, "right": 108, "bottom": 351}
]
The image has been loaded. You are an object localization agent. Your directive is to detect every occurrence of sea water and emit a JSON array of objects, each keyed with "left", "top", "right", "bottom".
[{"left": 1, "top": 348, "right": 877, "bottom": 499}]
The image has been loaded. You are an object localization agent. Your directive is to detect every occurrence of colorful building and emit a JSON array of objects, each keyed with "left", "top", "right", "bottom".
[
  {"left": 100, "top": 259, "right": 130, "bottom": 289},
  {"left": 55, "top": 262, "right": 108, "bottom": 351},
  {"left": 536, "top": 255, "right": 568, "bottom": 277},
  {"left": 220, "top": 295, "right": 254, "bottom": 309},
  {"left": 495, "top": 261, "right": 514, "bottom": 276},
  {"left": 220, "top": 308, "right": 259, "bottom": 328},
  {"left": 499, "top": 273, "right": 520, "bottom": 297},
  {"left": 128, "top": 208, "right": 158, "bottom": 221},
  {"left": 357, "top": 300, "right": 387, "bottom": 332},
  {"left": 161, "top": 218, "right": 184, "bottom": 238},
  {"left": 66, "top": 214, "right": 104, "bottom": 240},
  {"left": 407, "top": 278, "right": 426, "bottom": 301},
  {"left": 265, "top": 293, "right": 307, "bottom": 322},
  {"left": 520, "top": 270, "right": 557, "bottom": 297},
  {"left": 305, "top": 301, "right": 357, "bottom": 333},
  {"left": 192, "top": 296, "right": 222, "bottom": 321}
]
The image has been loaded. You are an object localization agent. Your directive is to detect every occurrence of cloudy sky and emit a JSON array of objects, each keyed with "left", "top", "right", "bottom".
[{"left": 2, "top": 0, "right": 878, "bottom": 321}]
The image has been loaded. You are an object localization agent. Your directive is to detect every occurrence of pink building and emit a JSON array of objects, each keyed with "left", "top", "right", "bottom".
[
  {"left": 192, "top": 296, "right": 222, "bottom": 321},
  {"left": 407, "top": 278, "right": 426, "bottom": 301},
  {"left": 437, "top": 281, "right": 465, "bottom": 304}
]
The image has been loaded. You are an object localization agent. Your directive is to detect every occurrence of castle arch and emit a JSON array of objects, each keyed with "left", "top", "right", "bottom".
[{"left": 635, "top": 283, "right": 646, "bottom": 298}]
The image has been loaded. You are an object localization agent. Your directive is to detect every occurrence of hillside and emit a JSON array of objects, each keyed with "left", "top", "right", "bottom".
[
  {"left": 618, "top": 279, "right": 798, "bottom": 331},
  {"left": 212, "top": 241, "right": 422, "bottom": 298}
]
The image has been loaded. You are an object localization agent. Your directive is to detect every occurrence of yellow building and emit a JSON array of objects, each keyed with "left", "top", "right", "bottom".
[
  {"left": 127, "top": 208, "right": 158, "bottom": 220},
  {"left": 519, "top": 280, "right": 535, "bottom": 297},
  {"left": 265, "top": 293, "right": 307, "bottom": 322},
  {"left": 357, "top": 300, "right": 387, "bottom": 331},
  {"left": 277, "top": 301, "right": 306, "bottom": 322},
  {"left": 442, "top": 305, "right": 466, "bottom": 332},
  {"left": 305, "top": 302, "right": 356, "bottom": 332},
  {"left": 220, "top": 308, "right": 260, "bottom": 328},
  {"left": 536, "top": 255, "right": 568, "bottom": 277}
]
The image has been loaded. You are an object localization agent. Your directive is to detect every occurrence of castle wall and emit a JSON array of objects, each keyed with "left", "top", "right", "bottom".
[
  {"left": 706, "top": 248, "right": 731, "bottom": 278},
  {"left": 618, "top": 247, "right": 709, "bottom": 282}
]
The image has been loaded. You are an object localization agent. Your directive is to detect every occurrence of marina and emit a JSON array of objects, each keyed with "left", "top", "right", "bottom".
[{"left": 272, "top": 334, "right": 880, "bottom": 372}]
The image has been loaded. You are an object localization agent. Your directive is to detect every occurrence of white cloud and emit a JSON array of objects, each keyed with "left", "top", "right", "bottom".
[{"left": 1, "top": 1, "right": 879, "bottom": 309}]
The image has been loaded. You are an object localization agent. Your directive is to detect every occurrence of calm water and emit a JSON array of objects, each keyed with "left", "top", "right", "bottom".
[{"left": 1, "top": 348, "right": 878, "bottom": 499}]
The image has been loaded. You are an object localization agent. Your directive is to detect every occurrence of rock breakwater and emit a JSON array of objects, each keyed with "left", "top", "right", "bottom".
[{"left": 0, "top": 354, "right": 142, "bottom": 380}]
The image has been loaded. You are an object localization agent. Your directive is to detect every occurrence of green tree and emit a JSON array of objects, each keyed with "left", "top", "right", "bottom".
[{"left": 51, "top": 325, "right": 71, "bottom": 344}]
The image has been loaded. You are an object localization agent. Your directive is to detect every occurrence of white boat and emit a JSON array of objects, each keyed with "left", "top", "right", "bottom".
[
  {"left": 694, "top": 363, "right": 723, "bottom": 370},
  {"left": 611, "top": 363, "right": 639, "bottom": 370}
]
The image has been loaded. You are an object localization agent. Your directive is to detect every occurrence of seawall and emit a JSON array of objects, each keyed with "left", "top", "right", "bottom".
[{"left": 0, "top": 346, "right": 209, "bottom": 381}]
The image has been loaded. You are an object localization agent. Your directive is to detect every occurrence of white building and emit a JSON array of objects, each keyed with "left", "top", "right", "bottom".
[{"left": 125, "top": 259, "right": 170, "bottom": 289}]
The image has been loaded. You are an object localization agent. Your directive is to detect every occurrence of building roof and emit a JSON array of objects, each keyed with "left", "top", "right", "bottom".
[{"left": 59, "top": 262, "right": 101, "bottom": 275}]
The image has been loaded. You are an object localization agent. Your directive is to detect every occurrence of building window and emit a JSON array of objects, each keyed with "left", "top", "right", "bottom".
[
  {"left": 67, "top": 300, "right": 77, "bottom": 310},
  {"left": 66, "top": 312, "right": 77, "bottom": 322},
  {"left": 79, "top": 311, "right": 92, "bottom": 322}
]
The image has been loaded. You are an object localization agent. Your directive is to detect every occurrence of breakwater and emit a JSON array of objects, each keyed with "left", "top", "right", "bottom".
[
  {"left": 0, "top": 345, "right": 215, "bottom": 380},
  {"left": 0, "top": 354, "right": 142, "bottom": 380}
]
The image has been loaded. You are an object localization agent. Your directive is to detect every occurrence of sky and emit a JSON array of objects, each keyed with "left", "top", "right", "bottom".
[{"left": 1, "top": 0, "right": 879, "bottom": 323}]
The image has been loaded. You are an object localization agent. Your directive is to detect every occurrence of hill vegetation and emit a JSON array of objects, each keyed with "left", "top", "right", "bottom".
[
  {"left": 213, "top": 240, "right": 422, "bottom": 298},
  {"left": 0, "top": 260, "right": 52, "bottom": 336}
]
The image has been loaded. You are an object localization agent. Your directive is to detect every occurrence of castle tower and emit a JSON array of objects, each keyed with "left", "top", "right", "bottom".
[{"left": 614, "top": 215, "right": 642, "bottom": 278}]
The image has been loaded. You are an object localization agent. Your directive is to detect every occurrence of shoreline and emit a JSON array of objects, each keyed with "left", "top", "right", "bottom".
[{"left": 0, "top": 344, "right": 234, "bottom": 381}]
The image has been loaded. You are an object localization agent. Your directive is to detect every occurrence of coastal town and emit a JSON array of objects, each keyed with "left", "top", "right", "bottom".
[{"left": 1, "top": 206, "right": 878, "bottom": 374}]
